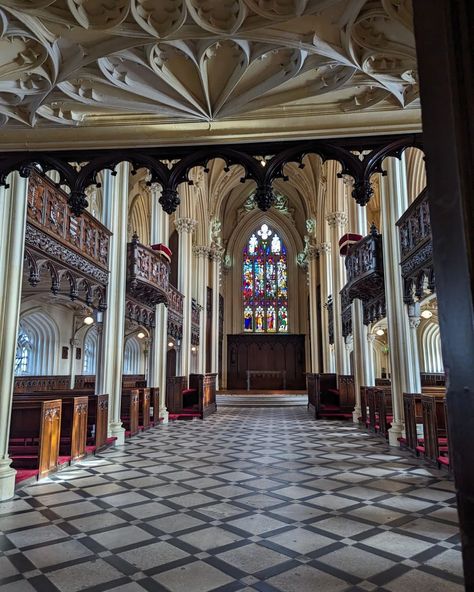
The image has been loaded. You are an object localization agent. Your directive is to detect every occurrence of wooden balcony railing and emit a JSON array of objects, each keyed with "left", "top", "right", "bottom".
[
  {"left": 24, "top": 171, "right": 110, "bottom": 309},
  {"left": 397, "top": 189, "right": 435, "bottom": 303},
  {"left": 127, "top": 234, "right": 170, "bottom": 308},
  {"left": 27, "top": 171, "right": 110, "bottom": 271},
  {"left": 341, "top": 225, "right": 385, "bottom": 327}
]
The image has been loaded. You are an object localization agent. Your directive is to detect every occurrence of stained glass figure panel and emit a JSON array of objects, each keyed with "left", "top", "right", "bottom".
[{"left": 242, "top": 222, "right": 289, "bottom": 333}]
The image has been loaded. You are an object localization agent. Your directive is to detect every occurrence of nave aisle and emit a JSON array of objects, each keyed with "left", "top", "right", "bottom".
[{"left": 0, "top": 408, "right": 463, "bottom": 592}]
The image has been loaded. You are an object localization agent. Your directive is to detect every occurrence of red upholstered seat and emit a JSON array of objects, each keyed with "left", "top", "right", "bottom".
[
  {"left": 327, "top": 389, "right": 340, "bottom": 396},
  {"left": 438, "top": 455, "right": 450, "bottom": 466},
  {"left": 321, "top": 404, "right": 340, "bottom": 411}
]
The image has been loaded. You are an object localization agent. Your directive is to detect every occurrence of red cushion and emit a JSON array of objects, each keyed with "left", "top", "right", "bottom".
[
  {"left": 437, "top": 455, "right": 450, "bottom": 466},
  {"left": 151, "top": 243, "right": 172, "bottom": 261},
  {"left": 339, "top": 233, "right": 363, "bottom": 255}
]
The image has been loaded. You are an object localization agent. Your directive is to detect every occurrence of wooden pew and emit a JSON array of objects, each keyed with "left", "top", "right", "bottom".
[
  {"left": 367, "top": 387, "right": 378, "bottom": 432},
  {"left": 306, "top": 373, "right": 317, "bottom": 418},
  {"left": 87, "top": 394, "right": 109, "bottom": 451},
  {"left": 420, "top": 372, "right": 446, "bottom": 387},
  {"left": 9, "top": 399, "right": 62, "bottom": 479},
  {"left": 138, "top": 388, "right": 151, "bottom": 430},
  {"left": 375, "top": 387, "right": 393, "bottom": 438},
  {"left": 314, "top": 373, "right": 338, "bottom": 419},
  {"left": 437, "top": 400, "right": 451, "bottom": 470},
  {"left": 121, "top": 390, "right": 140, "bottom": 436},
  {"left": 166, "top": 376, "right": 188, "bottom": 416},
  {"left": 150, "top": 387, "right": 160, "bottom": 425},
  {"left": 337, "top": 375, "right": 356, "bottom": 414},
  {"left": 421, "top": 389, "right": 448, "bottom": 464},
  {"left": 14, "top": 394, "right": 88, "bottom": 462},
  {"left": 14, "top": 375, "right": 71, "bottom": 393},
  {"left": 403, "top": 392, "right": 423, "bottom": 452},
  {"left": 189, "top": 373, "right": 217, "bottom": 419},
  {"left": 360, "top": 386, "right": 370, "bottom": 427}
]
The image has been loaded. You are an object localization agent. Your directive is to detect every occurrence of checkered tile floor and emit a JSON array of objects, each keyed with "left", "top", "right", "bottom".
[{"left": 0, "top": 407, "right": 464, "bottom": 591}]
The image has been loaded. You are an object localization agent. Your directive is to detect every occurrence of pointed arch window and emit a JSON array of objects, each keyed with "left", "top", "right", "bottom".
[{"left": 243, "top": 223, "right": 288, "bottom": 333}]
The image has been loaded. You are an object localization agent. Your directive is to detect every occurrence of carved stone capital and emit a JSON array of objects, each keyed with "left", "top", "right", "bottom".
[
  {"left": 326, "top": 212, "right": 348, "bottom": 228},
  {"left": 70, "top": 338, "right": 80, "bottom": 347},
  {"left": 209, "top": 246, "right": 224, "bottom": 262},
  {"left": 409, "top": 316, "right": 421, "bottom": 330},
  {"left": 367, "top": 333, "right": 377, "bottom": 344},
  {"left": 317, "top": 242, "right": 331, "bottom": 254},
  {"left": 193, "top": 245, "right": 211, "bottom": 258},
  {"left": 307, "top": 245, "right": 319, "bottom": 261},
  {"left": 175, "top": 218, "right": 197, "bottom": 234}
]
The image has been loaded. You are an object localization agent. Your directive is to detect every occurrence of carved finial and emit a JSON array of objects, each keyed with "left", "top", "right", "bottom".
[
  {"left": 132, "top": 231, "right": 139, "bottom": 244},
  {"left": 254, "top": 184, "right": 275, "bottom": 211},
  {"left": 159, "top": 188, "right": 180, "bottom": 214},
  {"left": 370, "top": 222, "right": 378, "bottom": 236},
  {"left": 352, "top": 179, "right": 374, "bottom": 206},
  {"left": 69, "top": 191, "right": 88, "bottom": 216}
]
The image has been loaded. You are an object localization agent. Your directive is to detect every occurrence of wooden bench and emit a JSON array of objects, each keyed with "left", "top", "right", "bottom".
[
  {"left": 367, "top": 386, "right": 378, "bottom": 433},
  {"left": 337, "top": 375, "right": 356, "bottom": 415},
  {"left": 121, "top": 389, "right": 140, "bottom": 436},
  {"left": 14, "top": 375, "right": 71, "bottom": 393},
  {"left": 307, "top": 373, "right": 317, "bottom": 418},
  {"left": 360, "top": 386, "right": 370, "bottom": 427},
  {"left": 189, "top": 373, "right": 217, "bottom": 419},
  {"left": 312, "top": 373, "right": 338, "bottom": 419},
  {"left": 166, "top": 376, "right": 188, "bottom": 417},
  {"left": 150, "top": 387, "right": 160, "bottom": 425},
  {"left": 138, "top": 388, "right": 151, "bottom": 430},
  {"left": 14, "top": 394, "right": 88, "bottom": 462},
  {"left": 9, "top": 399, "right": 62, "bottom": 479},
  {"left": 87, "top": 394, "right": 109, "bottom": 451},
  {"left": 420, "top": 389, "right": 448, "bottom": 464},
  {"left": 402, "top": 392, "right": 423, "bottom": 452},
  {"left": 375, "top": 387, "right": 393, "bottom": 438}
]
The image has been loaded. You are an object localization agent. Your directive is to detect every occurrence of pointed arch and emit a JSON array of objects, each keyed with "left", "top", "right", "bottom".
[
  {"left": 123, "top": 336, "right": 142, "bottom": 375},
  {"left": 420, "top": 320, "right": 443, "bottom": 373},
  {"left": 16, "top": 311, "right": 59, "bottom": 375},
  {"left": 83, "top": 325, "right": 98, "bottom": 375}
]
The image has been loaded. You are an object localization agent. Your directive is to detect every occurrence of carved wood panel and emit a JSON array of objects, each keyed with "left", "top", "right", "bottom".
[{"left": 227, "top": 334, "right": 305, "bottom": 390}]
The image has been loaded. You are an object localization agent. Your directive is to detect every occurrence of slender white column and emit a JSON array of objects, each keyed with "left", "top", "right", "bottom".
[
  {"left": 69, "top": 337, "right": 80, "bottom": 389},
  {"left": 210, "top": 248, "right": 222, "bottom": 388},
  {"left": 380, "top": 156, "right": 421, "bottom": 445},
  {"left": 175, "top": 218, "right": 197, "bottom": 379},
  {"left": 326, "top": 212, "right": 350, "bottom": 374},
  {"left": 94, "top": 316, "right": 105, "bottom": 394},
  {"left": 193, "top": 246, "right": 210, "bottom": 374},
  {"left": 351, "top": 299, "right": 365, "bottom": 422},
  {"left": 318, "top": 242, "right": 333, "bottom": 372},
  {"left": 98, "top": 163, "right": 130, "bottom": 445},
  {"left": 149, "top": 182, "right": 169, "bottom": 421},
  {"left": 0, "top": 173, "right": 28, "bottom": 500},
  {"left": 307, "top": 246, "right": 320, "bottom": 372},
  {"left": 407, "top": 303, "right": 422, "bottom": 391}
]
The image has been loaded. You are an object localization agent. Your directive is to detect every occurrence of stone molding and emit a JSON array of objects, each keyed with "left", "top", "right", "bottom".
[
  {"left": 317, "top": 242, "right": 332, "bottom": 254},
  {"left": 175, "top": 218, "right": 197, "bottom": 234},
  {"left": 326, "top": 212, "right": 348, "bottom": 228},
  {"left": 193, "top": 245, "right": 211, "bottom": 258}
]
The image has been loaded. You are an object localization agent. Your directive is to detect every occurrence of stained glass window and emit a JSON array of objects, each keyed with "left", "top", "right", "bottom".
[{"left": 242, "top": 223, "right": 288, "bottom": 333}]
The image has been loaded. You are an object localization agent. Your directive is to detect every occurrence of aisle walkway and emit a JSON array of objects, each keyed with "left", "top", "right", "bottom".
[{"left": 0, "top": 408, "right": 464, "bottom": 592}]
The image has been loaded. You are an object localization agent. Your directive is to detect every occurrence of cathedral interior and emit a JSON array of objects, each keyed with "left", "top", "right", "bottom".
[{"left": 0, "top": 1, "right": 472, "bottom": 591}]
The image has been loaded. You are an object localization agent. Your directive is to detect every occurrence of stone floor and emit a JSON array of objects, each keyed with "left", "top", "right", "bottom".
[{"left": 0, "top": 407, "right": 464, "bottom": 592}]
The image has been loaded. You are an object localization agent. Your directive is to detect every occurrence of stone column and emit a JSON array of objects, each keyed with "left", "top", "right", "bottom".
[
  {"left": 351, "top": 300, "right": 365, "bottom": 422},
  {"left": 193, "top": 246, "right": 210, "bottom": 374},
  {"left": 0, "top": 172, "right": 29, "bottom": 500},
  {"left": 97, "top": 162, "right": 130, "bottom": 445},
  {"left": 175, "top": 218, "right": 197, "bottom": 379},
  {"left": 366, "top": 333, "right": 376, "bottom": 383},
  {"left": 149, "top": 182, "right": 169, "bottom": 421},
  {"left": 317, "top": 242, "right": 333, "bottom": 372},
  {"left": 407, "top": 302, "right": 422, "bottom": 391},
  {"left": 307, "top": 246, "right": 320, "bottom": 372},
  {"left": 94, "top": 313, "right": 105, "bottom": 395},
  {"left": 210, "top": 247, "right": 222, "bottom": 388},
  {"left": 326, "top": 212, "right": 350, "bottom": 374},
  {"left": 380, "top": 156, "right": 421, "bottom": 445}
]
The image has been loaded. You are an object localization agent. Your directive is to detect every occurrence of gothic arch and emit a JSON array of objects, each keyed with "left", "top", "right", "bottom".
[
  {"left": 226, "top": 210, "right": 304, "bottom": 335},
  {"left": 17, "top": 309, "right": 60, "bottom": 375}
]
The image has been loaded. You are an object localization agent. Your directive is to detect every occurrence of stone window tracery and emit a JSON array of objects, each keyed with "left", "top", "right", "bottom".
[{"left": 242, "top": 223, "right": 288, "bottom": 333}]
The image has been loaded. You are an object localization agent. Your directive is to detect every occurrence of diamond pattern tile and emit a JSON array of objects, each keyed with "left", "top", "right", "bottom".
[{"left": 0, "top": 406, "right": 464, "bottom": 591}]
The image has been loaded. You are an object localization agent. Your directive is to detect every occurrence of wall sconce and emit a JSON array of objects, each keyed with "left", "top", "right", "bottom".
[
  {"left": 376, "top": 328, "right": 385, "bottom": 336},
  {"left": 83, "top": 316, "right": 94, "bottom": 325},
  {"left": 137, "top": 331, "right": 145, "bottom": 339},
  {"left": 191, "top": 346, "right": 197, "bottom": 352},
  {"left": 421, "top": 310, "right": 433, "bottom": 319},
  {"left": 168, "top": 341, "right": 174, "bottom": 348}
]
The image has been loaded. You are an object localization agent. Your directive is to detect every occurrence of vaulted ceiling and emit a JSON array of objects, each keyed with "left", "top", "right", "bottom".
[{"left": 0, "top": 0, "right": 420, "bottom": 148}]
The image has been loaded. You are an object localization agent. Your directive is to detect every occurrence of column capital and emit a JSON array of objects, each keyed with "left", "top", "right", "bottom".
[
  {"left": 193, "top": 245, "right": 211, "bottom": 258},
  {"left": 209, "top": 246, "right": 224, "bottom": 261},
  {"left": 307, "top": 245, "right": 319, "bottom": 261},
  {"left": 367, "top": 333, "right": 376, "bottom": 344},
  {"left": 175, "top": 218, "right": 197, "bottom": 234},
  {"left": 326, "top": 212, "right": 348, "bottom": 228},
  {"left": 317, "top": 242, "right": 331, "bottom": 254}
]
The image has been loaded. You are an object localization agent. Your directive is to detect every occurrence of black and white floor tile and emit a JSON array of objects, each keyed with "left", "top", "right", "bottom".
[{"left": 0, "top": 407, "right": 464, "bottom": 591}]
